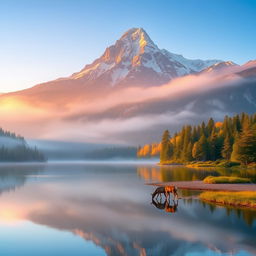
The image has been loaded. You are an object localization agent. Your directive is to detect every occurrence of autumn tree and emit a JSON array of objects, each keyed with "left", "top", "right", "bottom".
[
  {"left": 138, "top": 112, "right": 256, "bottom": 165},
  {"left": 221, "top": 135, "right": 232, "bottom": 160},
  {"left": 160, "top": 130, "right": 173, "bottom": 162},
  {"left": 236, "top": 126, "right": 256, "bottom": 164}
]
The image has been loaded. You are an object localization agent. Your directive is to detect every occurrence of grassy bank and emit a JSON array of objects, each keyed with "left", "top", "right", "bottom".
[
  {"left": 186, "top": 160, "right": 241, "bottom": 168},
  {"left": 203, "top": 176, "right": 251, "bottom": 184},
  {"left": 200, "top": 191, "right": 256, "bottom": 208},
  {"left": 158, "top": 160, "right": 183, "bottom": 166},
  {"left": 159, "top": 160, "right": 256, "bottom": 169}
]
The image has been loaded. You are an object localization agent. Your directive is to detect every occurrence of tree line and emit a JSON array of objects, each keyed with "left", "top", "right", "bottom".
[
  {"left": 0, "top": 127, "right": 25, "bottom": 142},
  {"left": 0, "top": 127, "right": 45, "bottom": 162},
  {"left": 138, "top": 112, "right": 256, "bottom": 165}
]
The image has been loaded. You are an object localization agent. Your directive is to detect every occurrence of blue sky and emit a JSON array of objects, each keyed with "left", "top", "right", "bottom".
[{"left": 0, "top": 0, "right": 255, "bottom": 92}]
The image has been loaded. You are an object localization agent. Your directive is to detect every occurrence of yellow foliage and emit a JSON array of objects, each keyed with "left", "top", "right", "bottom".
[
  {"left": 203, "top": 176, "right": 251, "bottom": 184},
  {"left": 200, "top": 191, "right": 256, "bottom": 208},
  {"left": 137, "top": 144, "right": 151, "bottom": 157},
  {"left": 150, "top": 143, "right": 161, "bottom": 156},
  {"left": 137, "top": 142, "right": 161, "bottom": 157}
]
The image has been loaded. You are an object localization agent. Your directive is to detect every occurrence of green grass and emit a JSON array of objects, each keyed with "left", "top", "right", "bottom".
[
  {"left": 203, "top": 176, "right": 251, "bottom": 184},
  {"left": 200, "top": 191, "right": 256, "bottom": 208}
]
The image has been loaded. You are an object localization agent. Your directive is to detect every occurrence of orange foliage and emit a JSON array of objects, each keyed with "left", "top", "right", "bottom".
[
  {"left": 137, "top": 142, "right": 161, "bottom": 157},
  {"left": 215, "top": 122, "right": 223, "bottom": 128}
]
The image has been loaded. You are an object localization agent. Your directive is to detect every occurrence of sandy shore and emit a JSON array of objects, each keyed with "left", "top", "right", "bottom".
[{"left": 146, "top": 181, "right": 256, "bottom": 192}]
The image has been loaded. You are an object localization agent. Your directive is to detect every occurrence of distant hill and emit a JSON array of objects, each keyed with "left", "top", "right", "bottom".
[{"left": 0, "top": 128, "right": 45, "bottom": 162}]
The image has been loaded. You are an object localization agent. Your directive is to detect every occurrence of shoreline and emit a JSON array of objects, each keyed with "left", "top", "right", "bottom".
[
  {"left": 200, "top": 198, "right": 256, "bottom": 209},
  {"left": 156, "top": 160, "right": 256, "bottom": 169},
  {"left": 146, "top": 180, "right": 256, "bottom": 192},
  {"left": 200, "top": 191, "right": 256, "bottom": 209},
  {"left": 147, "top": 181, "right": 256, "bottom": 209}
]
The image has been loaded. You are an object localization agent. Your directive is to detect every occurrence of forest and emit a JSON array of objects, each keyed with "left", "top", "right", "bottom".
[
  {"left": 0, "top": 128, "right": 45, "bottom": 162},
  {"left": 137, "top": 112, "right": 256, "bottom": 165}
]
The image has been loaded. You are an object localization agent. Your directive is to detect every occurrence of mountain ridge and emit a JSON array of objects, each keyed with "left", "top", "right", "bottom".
[
  {"left": 0, "top": 27, "right": 256, "bottom": 144},
  {"left": 2, "top": 27, "right": 224, "bottom": 98},
  {"left": 68, "top": 27, "right": 222, "bottom": 87}
]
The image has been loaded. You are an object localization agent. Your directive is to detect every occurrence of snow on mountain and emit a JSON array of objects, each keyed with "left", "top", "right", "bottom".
[
  {"left": 161, "top": 50, "right": 221, "bottom": 75},
  {"left": 70, "top": 28, "right": 222, "bottom": 87},
  {"left": 1, "top": 28, "right": 256, "bottom": 145},
  {"left": 198, "top": 61, "right": 238, "bottom": 74}
]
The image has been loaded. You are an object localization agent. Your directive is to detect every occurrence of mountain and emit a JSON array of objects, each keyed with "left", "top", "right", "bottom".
[
  {"left": 70, "top": 28, "right": 221, "bottom": 87},
  {"left": 199, "top": 61, "right": 238, "bottom": 74},
  {"left": 0, "top": 28, "right": 256, "bottom": 145},
  {"left": 4, "top": 27, "right": 222, "bottom": 101}
]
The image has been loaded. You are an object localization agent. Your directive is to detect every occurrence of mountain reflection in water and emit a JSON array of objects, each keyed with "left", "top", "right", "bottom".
[{"left": 0, "top": 162, "right": 255, "bottom": 256}]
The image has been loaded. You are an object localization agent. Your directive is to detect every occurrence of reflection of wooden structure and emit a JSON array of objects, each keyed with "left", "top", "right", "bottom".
[
  {"left": 151, "top": 198, "right": 178, "bottom": 213},
  {"left": 151, "top": 186, "right": 178, "bottom": 201}
]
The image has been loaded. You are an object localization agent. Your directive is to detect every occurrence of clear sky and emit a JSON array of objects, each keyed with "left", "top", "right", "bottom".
[{"left": 0, "top": 0, "right": 255, "bottom": 92}]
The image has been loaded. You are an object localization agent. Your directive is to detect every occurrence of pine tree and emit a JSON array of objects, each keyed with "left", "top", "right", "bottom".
[
  {"left": 221, "top": 134, "right": 232, "bottom": 160},
  {"left": 200, "top": 122, "right": 206, "bottom": 137},
  {"left": 236, "top": 126, "right": 256, "bottom": 164},
  {"left": 191, "top": 126, "right": 198, "bottom": 143},
  {"left": 231, "top": 134, "right": 240, "bottom": 162},
  {"left": 206, "top": 118, "right": 215, "bottom": 137},
  {"left": 181, "top": 126, "right": 192, "bottom": 160},
  {"left": 192, "top": 142, "right": 200, "bottom": 161},
  {"left": 138, "top": 112, "right": 256, "bottom": 164},
  {"left": 184, "top": 142, "right": 193, "bottom": 161},
  {"left": 208, "top": 130, "right": 218, "bottom": 160},
  {"left": 197, "top": 134, "right": 209, "bottom": 161},
  {"left": 160, "top": 130, "right": 172, "bottom": 162}
]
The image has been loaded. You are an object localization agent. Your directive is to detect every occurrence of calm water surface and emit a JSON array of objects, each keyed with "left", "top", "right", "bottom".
[{"left": 0, "top": 162, "right": 255, "bottom": 256}]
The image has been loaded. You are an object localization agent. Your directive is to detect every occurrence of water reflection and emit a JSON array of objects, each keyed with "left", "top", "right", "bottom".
[
  {"left": 151, "top": 198, "right": 178, "bottom": 213},
  {"left": 0, "top": 163, "right": 255, "bottom": 256},
  {"left": 0, "top": 164, "right": 45, "bottom": 195},
  {"left": 137, "top": 165, "right": 256, "bottom": 183},
  {"left": 200, "top": 200, "right": 256, "bottom": 227},
  {"left": 137, "top": 165, "right": 219, "bottom": 182}
]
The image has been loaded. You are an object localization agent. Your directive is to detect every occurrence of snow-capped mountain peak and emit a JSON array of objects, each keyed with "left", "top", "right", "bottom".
[
  {"left": 71, "top": 28, "right": 223, "bottom": 87},
  {"left": 199, "top": 61, "right": 238, "bottom": 74},
  {"left": 119, "top": 27, "right": 158, "bottom": 54},
  {"left": 161, "top": 50, "right": 222, "bottom": 75}
]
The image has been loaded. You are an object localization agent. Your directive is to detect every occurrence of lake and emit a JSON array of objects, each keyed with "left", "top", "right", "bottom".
[{"left": 0, "top": 162, "right": 255, "bottom": 256}]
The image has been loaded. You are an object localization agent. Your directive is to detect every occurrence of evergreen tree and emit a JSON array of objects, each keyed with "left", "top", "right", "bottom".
[
  {"left": 184, "top": 142, "right": 193, "bottom": 161},
  {"left": 197, "top": 134, "right": 209, "bottom": 161},
  {"left": 208, "top": 130, "right": 217, "bottom": 160},
  {"left": 206, "top": 118, "right": 215, "bottom": 137},
  {"left": 231, "top": 134, "right": 240, "bottom": 162},
  {"left": 221, "top": 135, "right": 232, "bottom": 160},
  {"left": 191, "top": 126, "right": 198, "bottom": 143},
  {"left": 236, "top": 126, "right": 256, "bottom": 164},
  {"left": 181, "top": 126, "right": 192, "bottom": 160},
  {"left": 138, "top": 112, "right": 256, "bottom": 164},
  {"left": 192, "top": 142, "right": 200, "bottom": 161},
  {"left": 160, "top": 130, "right": 172, "bottom": 162}
]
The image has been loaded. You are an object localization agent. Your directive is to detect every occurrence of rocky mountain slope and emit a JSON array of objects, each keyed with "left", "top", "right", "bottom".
[{"left": 0, "top": 28, "right": 255, "bottom": 144}]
